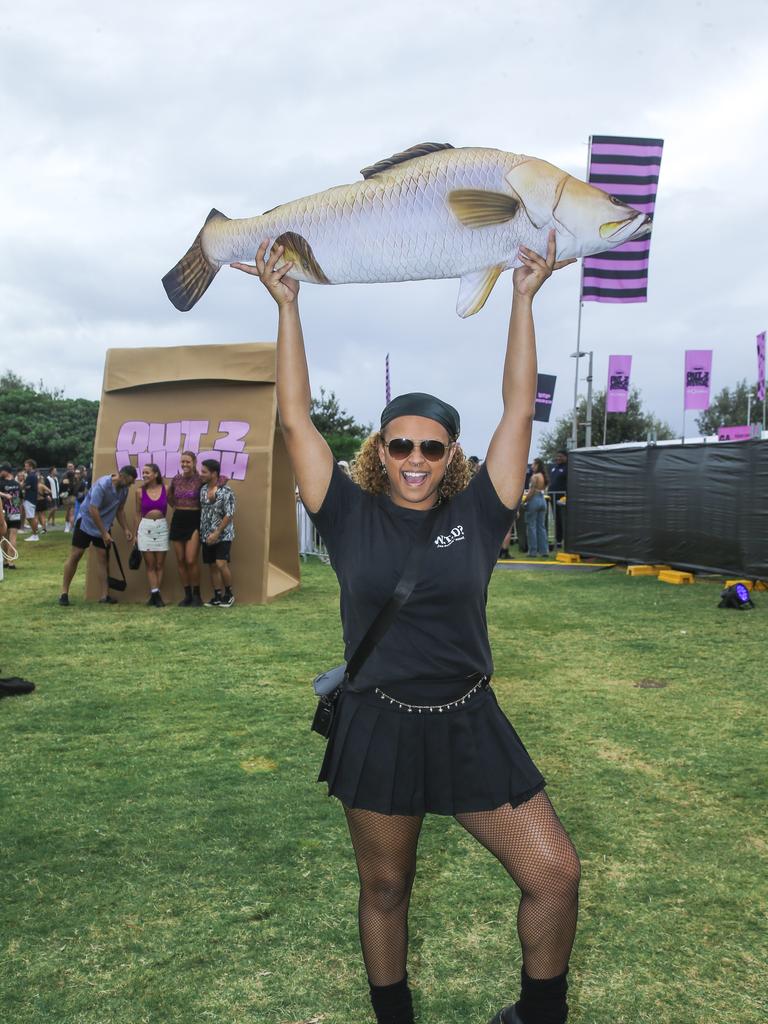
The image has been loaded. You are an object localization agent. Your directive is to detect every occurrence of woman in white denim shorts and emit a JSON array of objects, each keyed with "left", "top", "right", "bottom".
[{"left": 135, "top": 462, "right": 169, "bottom": 607}]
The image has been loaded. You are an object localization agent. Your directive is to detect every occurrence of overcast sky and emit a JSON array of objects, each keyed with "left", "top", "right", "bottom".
[{"left": 2, "top": 0, "right": 767, "bottom": 456}]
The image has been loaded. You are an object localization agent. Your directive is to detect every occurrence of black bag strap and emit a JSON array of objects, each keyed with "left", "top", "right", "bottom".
[
  {"left": 107, "top": 537, "right": 126, "bottom": 583},
  {"left": 345, "top": 503, "right": 441, "bottom": 686}
]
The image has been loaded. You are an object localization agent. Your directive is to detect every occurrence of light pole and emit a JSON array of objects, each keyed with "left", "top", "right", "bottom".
[{"left": 570, "top": 350, "right": 593, "bottom": 448}]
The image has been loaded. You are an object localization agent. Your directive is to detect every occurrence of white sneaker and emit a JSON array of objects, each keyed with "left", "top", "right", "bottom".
[
  {"left": 25, "top": 534, "right": 40, "bottom": 542},
  {"left": 64, "top": 524, "right": 71, "bottom": 533}
]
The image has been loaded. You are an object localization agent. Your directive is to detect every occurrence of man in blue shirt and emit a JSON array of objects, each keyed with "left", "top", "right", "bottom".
[{"left": 58, "top": 466, "right": 137, "bottom": 605}]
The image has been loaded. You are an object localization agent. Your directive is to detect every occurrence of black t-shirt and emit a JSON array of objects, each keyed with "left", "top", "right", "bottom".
[
  {"left": 0, "top": 478, "right": 22, "bottom": 520},
  {"left": 307, "top": 462, "right": 516, "bottom": 689},
  {"left": 23, "top": 471, "right": 38, "bottom": 503}
]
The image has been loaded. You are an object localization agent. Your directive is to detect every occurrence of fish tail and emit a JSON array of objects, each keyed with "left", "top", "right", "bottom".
[{"left": 162, "top": 209, "right": 228, "bottom": 311}]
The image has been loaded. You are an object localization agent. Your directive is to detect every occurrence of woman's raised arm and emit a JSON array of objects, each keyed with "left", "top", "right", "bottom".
[
  {"left": 231, "top": 241, "right": 334, "bottom": 513},
  {"left": 485, "top": 230, "right": 575, "bottom": 508}
]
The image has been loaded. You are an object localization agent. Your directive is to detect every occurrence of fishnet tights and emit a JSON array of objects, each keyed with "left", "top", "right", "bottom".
[{"left": 344, "top": 791, "right": 580, "bottom": 987}]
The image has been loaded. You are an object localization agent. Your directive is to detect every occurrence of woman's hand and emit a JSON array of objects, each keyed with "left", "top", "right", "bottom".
[
  {"left": 230, "top": 240, "right": 300, "bottom": 307},
  {"left": 513, "top": 229, "right": 576, "bottom": 300}
]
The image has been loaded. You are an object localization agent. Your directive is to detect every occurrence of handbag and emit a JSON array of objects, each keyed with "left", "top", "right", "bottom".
[
  {"left": 128, "top": 543, "right": 142, "bottom": 570},
  {"left": 311, "top": 503, "right": 441, "bottom": 737},
  {"left": 106, "top": 539, "right": 127, "bottom": 592}
]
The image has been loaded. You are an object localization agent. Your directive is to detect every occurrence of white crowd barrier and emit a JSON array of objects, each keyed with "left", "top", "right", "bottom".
[{"left": 296, "top": 498, "right": 329, "bottom": 563}]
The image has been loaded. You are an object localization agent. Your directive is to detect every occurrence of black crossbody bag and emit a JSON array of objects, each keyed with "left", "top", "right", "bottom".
[{"left": 311, "top": 504, "right": 440, "bottom": 737}]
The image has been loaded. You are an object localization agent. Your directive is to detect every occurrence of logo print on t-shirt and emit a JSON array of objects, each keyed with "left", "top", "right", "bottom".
[{"left": 434, "top": 525, "right": 465, "bottom": 548}]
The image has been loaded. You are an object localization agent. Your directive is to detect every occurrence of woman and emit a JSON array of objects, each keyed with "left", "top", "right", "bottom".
[
  {"left": 167, "top": 451, "right": 203, "bottom": 607},
  {"left": 35, "top": 473, "right": 52, "bottom": 534},
  {"left": 232, "top": 233, "right": 581, "bottom": 1024},
  {"left": 135, "top": 462, "right": 169, "bottom": 607},
  {"left": 523, "top": 458, "right": 549, "bottom": 558}
]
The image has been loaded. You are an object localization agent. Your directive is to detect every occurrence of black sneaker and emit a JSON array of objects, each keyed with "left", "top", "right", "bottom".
[
  {"left": 190, "top": 593, "right": 204, "bottom": 607},
  {"left": 98, "top": 595, "right": 118, "bottom": 604},
  {"left": 154, "top": 593, "right": 165, "bottom": 607},
  {"left": 177, "top": 593, "right": 193, "bottom": 607},
  {"left": 58, "top": 593, "right": 70, "bottom": 606},
  {"left": 488, "top": 1006, "right": 523, "bottom": 1024},
  {"left": 4, "top": 563, "right": 16, "bottom": 570},
  {"left": 204, "top": 594, "right": 222, "bottom": 607},
  {"left": 219, "top": 593, "right": 235, "bottom": 608}
]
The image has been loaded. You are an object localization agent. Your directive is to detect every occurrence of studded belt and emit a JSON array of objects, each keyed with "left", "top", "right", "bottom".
[{"left": 374, "top": 674, "right": 490, "bottom": 713}]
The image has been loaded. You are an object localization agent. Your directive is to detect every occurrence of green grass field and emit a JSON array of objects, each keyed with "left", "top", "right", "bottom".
[{"left": 1, "top": 534, "right": 765, "bottom": 1024}]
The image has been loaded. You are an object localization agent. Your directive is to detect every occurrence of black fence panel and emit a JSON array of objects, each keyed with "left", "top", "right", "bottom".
[{"left": 565, "top": 439, "right": 768, "bottom": 579}]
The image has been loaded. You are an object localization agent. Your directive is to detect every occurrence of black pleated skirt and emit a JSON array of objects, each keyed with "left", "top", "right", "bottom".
[{"left": 318, "top": 675, "right": 546, "bottom": 816}]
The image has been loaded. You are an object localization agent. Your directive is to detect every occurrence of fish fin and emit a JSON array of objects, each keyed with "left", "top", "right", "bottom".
[
  {"left": 456, "top": 265, "right": 504, "bottom": 318},
  {"left": 360, "top": 142, "right": 454, "bottom": 179},
  {"left": 162, "top": 209, "right": 227, "bottom": 311},
  {"left": 447, "top": 190, "right": 520, "bottom": 229},
  {"left": 274, "top": 231, "right": 330, "bottom": 285},
  {"left": 505, "top": 158, "right": 565, "bottom": 228}
]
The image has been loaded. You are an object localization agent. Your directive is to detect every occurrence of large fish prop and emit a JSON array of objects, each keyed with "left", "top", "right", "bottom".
[{"left": 163, "top": 143, "right": 652, "bottom": 318}]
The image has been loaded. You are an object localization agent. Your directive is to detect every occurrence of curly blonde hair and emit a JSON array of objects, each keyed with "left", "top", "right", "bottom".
[{"left": 351, "top": 432, "right": 472, "bottom": 499}]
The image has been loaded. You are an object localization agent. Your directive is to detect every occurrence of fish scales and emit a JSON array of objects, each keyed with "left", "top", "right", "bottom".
[
  {"left": 163, "top": 145, "right": 652, "bottom": 316},
  {"left": 206, "top": 149, "right": 528, "bottom": 283}
]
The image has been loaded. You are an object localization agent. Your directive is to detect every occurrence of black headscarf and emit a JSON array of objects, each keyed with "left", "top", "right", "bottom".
[{"left": 380, "top": 392, "right": 460, "bottom": 439}]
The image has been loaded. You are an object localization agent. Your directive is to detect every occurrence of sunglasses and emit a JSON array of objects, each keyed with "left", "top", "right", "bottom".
[{"left": 383, "top": 438, "right": 452, "bottom": 462}]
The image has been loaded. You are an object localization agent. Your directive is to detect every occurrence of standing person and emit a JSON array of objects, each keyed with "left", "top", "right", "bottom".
[
  {"left": 60, "top": 463, "right": 76, "bottom": 533},
  {"left": 46, "top": 467, "right": 61, "bottom": 528},
  {"left": 199, "top": 459, "right": 235, "bottom": 608},
  {"left": 58, "top": 467, "right": 137, "bottom": 606},
  {"left": 0, "top": 464, "right": 21, "bottom": 570},
  {"left": 168, "top": 451, "right": 204, "bottom": 607},
  {"left": 36, "top": 473, "right": 52, "bottom": 534},
  {"left": 523, "top": 458, "right": 549, "bottom": 558},
  {"left": 135, "top": 462, "right": 169, "bottom": 607},
  {"left": 22, "top": 460, "right": 41, "bottom": 542},
  {"left": 548, "top": 451, "right": 568, "bottom": 549},
  {"left": 232, "top": 233, "right": 580, "bottom": 1024},
  {"left": 72, "top": 469, "right": 89, "bottom": 524}
]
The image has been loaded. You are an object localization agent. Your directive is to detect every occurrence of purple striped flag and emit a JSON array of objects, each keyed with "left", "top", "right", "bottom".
[
  {"left": 684, "top": 350, "right": 713, "bottom": 411},
  {"left": 606, "top": 355, "right": 632, "bottom": 412},
  {"left": 757, "top": 331, "right": 765, "bottom": 403},
  {"left": 581, "top": 135, "right": 664, "bottom": 304},
  {"left": 385, "top": 352, "right": 391, "bottom": 404}
]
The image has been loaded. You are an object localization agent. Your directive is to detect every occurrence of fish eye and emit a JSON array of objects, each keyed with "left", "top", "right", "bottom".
[{"left": 609, "top": 195, "right": 625, "bottom": 206}]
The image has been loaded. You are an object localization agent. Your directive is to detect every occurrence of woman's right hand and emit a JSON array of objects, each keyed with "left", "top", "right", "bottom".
[{"left": 230, "top": 240, "right": 300, "bottom": 307}]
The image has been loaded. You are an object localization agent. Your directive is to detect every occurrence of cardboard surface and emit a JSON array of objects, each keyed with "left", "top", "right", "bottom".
[{"left": 86, "top": 342, "right": 299, "bottom": 604}]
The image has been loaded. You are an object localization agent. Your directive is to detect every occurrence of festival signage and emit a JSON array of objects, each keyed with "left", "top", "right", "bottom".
[
  {"left": 684, "top": 350, "right": 713, "bottom": 410},
  {"left": 606, "top": 355, "right": 632, "bottom": 412},
  {"left": 534, "top": 373, "right": 557, "bottom": 423},
  {"left": 87, "top": 342, "right": 299, "bottom": 605},
  {"left": 757, "top": 331, "right": 766, "bottom": 403},
  {"left": 717, "top": 425, "right": 753, "bottom": 441}
]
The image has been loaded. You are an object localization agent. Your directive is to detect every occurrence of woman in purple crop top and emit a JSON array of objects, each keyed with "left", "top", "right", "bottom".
[
  {"left": 135, "top": 463, "right": 169, "bottom": 607},
  {"left": 167, "top": 451, "right": 204, "bottom": 606}
]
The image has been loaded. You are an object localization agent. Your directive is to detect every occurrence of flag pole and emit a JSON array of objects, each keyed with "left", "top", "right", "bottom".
[{"left": 571, "top": 136, "right": 592, "bottom": 449}]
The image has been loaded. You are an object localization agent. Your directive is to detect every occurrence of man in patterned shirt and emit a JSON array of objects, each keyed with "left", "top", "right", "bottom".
[{"left": 199, "top": 459, "right": 236, "bottom": 607}]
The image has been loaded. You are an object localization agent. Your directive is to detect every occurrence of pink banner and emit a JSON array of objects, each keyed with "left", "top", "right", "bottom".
[
  {"left": 717, "top": 425, "right": 752, "bottom": 441},
  {"left": 606, "top": 355, "right": 632, "bottom": 412},
  {"left": 684, "top": 350, "right": 713, "bottom": 410},
  {"left": 758, "top": 331, "right": 766, "bottom": 403}
]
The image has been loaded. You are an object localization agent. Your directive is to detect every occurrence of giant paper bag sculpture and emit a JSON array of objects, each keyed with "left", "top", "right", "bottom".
[
  {"left": 163, "top": 142, "right": 652, "bottom": 318},
  {"left": 86, "top": 342, "right": 299, "bottom": 605}
]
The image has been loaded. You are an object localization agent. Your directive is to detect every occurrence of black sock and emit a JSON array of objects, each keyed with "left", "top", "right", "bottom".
[
  {"left": 515, "top": 967, "right": 569, "bottom": 1024},
  {"left": 184, "top": 585, "right": 192, "bottom": 598},
  {"left": 369, "top": 974, "right": 414, "bottom": 1024},
  {"left": 192, "top": 585, "right": 200, "bottom": 595}
]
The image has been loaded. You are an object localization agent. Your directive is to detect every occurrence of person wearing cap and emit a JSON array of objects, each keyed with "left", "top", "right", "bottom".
[
  {"left": 58, "top": 466, "right": 137, "bottom": 606},
  {"left": 232, "top": 233, "right": 580, "bottom": 1024}
]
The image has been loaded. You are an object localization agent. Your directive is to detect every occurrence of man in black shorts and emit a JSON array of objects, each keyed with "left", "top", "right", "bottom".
[
  {"left": 59, "top": 466, "right": 137, "bottom": 605},
  {"left": 199, "top": 459, "right": 236, "bottom": 607}
]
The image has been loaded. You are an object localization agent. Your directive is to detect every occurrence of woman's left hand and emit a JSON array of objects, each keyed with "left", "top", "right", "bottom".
[{"left": 513, "top": 229, "right": 576, "bottom": 299}]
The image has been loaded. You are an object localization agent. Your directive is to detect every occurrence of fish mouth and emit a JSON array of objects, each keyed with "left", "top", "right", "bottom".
[{"left": 599, "top": 212, "right": 653, "bottom": 242}]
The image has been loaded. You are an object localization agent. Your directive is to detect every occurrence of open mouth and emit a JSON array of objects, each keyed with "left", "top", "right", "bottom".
[
  {"left": 600, "top": 213, "right": 653, "bottom": 241},
  {"left": 402, "top": 471, "right": 429, "bottom": 488}
]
